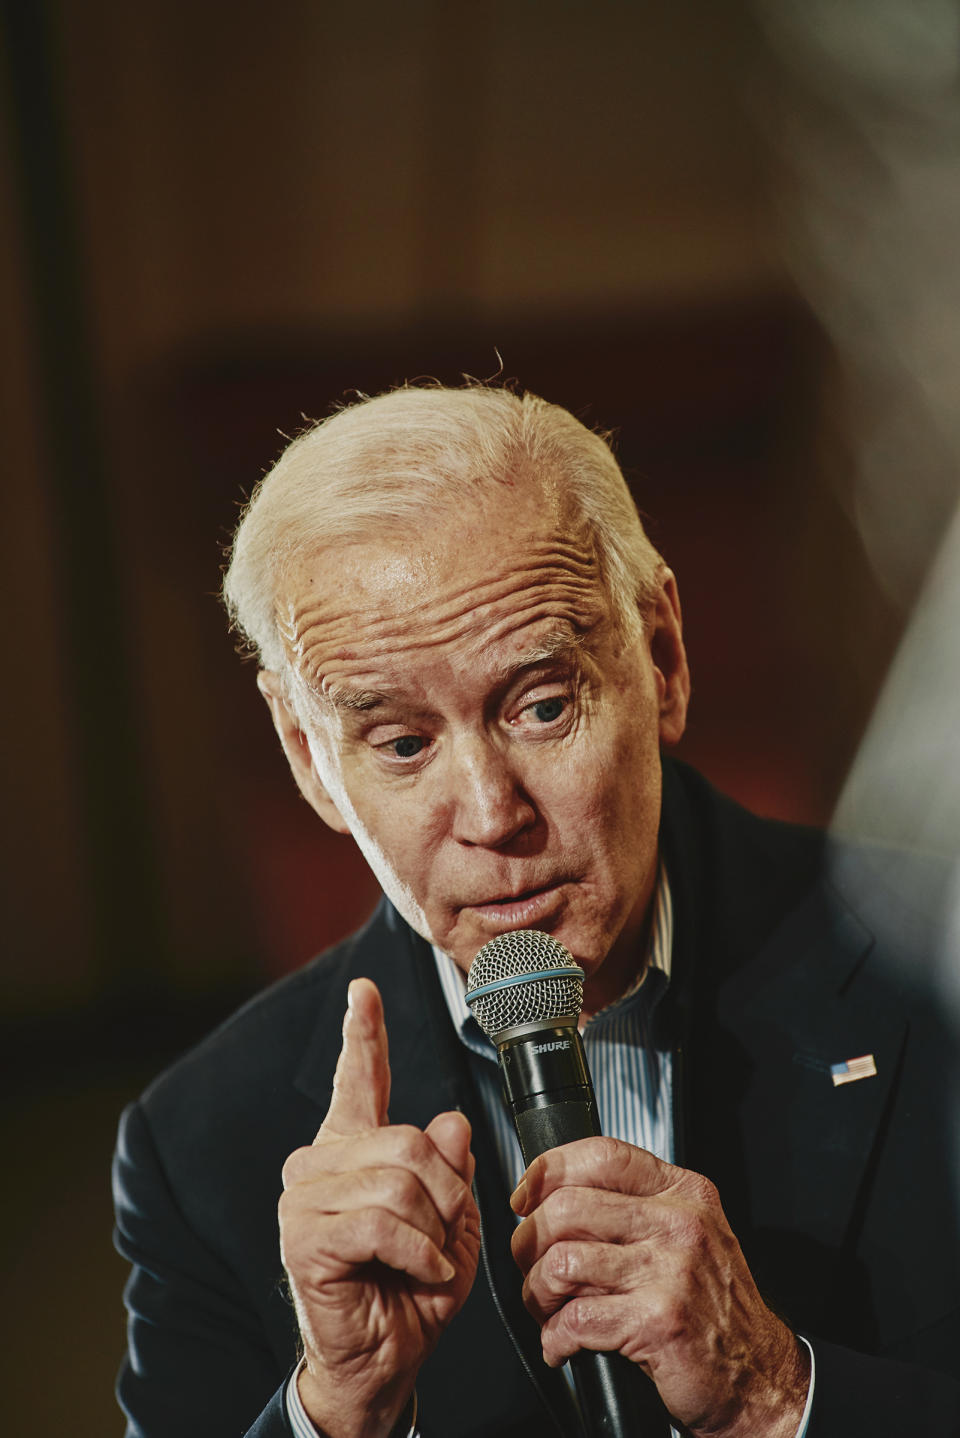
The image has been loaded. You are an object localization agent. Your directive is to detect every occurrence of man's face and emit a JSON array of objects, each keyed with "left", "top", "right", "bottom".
[{"left": 267, "top": 480, "right": 688, "bottom": 990}]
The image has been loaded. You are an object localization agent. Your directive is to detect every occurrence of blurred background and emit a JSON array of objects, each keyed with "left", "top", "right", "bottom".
[{"left": 2, "top": 0, "right": 958, "bottom": 1431}]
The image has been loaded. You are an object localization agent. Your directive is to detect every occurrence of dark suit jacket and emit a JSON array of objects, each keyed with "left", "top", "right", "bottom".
[{"left": 113, "top": 760, "right": 960, "bottom": 1436}]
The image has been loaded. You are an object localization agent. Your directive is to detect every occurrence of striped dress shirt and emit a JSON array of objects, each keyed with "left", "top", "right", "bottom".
[{"left": 433, "top": 864, "right": 676, "bottom": 1192}]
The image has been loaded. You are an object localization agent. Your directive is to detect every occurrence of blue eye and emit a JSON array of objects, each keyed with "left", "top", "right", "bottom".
[
  {"left": 532, "top": 697, "right": 566, "bottom": 723},
  {"left": 392, "top": 735, "right": 424, "bottom": 758}
]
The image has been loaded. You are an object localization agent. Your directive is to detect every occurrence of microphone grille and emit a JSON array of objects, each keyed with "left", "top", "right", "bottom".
[{"left": 465, "top": 929, "right": 584, "bottom": 1041}]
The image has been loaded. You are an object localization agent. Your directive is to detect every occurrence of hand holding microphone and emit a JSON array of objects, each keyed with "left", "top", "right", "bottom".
[
  {"left": 465, "top": 929, "right": 671, "bottom": 1438},
  {"left": 466, "top": 931, "right": 808, "bottom": 1438}
]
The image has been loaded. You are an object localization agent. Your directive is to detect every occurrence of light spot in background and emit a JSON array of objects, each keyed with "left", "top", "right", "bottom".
[
  {"left": 756, "top": 0, "right": 960, "bottom": 594},
  {"left": 754, "top": 0, "right": 960, "bottom": 1192}
]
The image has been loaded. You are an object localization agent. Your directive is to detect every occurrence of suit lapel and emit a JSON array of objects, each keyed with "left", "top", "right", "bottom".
[
  {"left": 714, "top": 879, "right": 909, "bottom": 1252},
  {"left": 291, "top": 901, "right": 456, "bottom": 1123},
  {"left": 660, "top": 761, "right": 913, "bottom": 1333}
]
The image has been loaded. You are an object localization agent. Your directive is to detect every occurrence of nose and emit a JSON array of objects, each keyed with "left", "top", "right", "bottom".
[{"left": 449, "top": 737, "right": 536, "bottom": 848}]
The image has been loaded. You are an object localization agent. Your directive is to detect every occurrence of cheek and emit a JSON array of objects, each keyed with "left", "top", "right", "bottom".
[
  {"left": 568, "top": 694, "right": 661, "bottom": 807},
  {"left": 531, "top": 748, "right": 625, "bottom": 860},
  {"left": 608, "top": 673, "right": 662, "bottom": 771},
  {"left": 322, "top": 781, "right": 439, "bottom": 936},
  {"left": 328, "top": 760, "right": 444, "bottom": 884},
  {"left": 342, "top": 783, "right": 420, "bottom": 857},
  {"left": 566, "top": 717, "right": 662, "bottom": 862}
]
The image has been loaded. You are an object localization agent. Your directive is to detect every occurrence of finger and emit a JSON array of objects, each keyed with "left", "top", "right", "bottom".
[
  {"left": 284, "top": 1163, "right": 449, "bottom": 1252},
  {"left": 520, "top": 1239, "right": 656, "bottom": 1326},
  {"left": 511, "top": 1185, "right": 683, "bottom": 1273},
  {"left": 281, "top": 1203, "right": 456, "bottom": 1288},
  {"left": 317, "top": 978, "right": 390, "bottom": 1140},
  {"left": 539, "top": 1292, "right": 647, "bottom": 1369},
  {"left": 424, "top": 1111, "right": 477, "bottom": 1246},
  {"left": 424, "top": 1111, "right": 474, "bottom": 1184},
  {"left": 511, "top": 1137, "right": 686, "bottom": 1216},
  {"left": 284, "top": 1123, "right": 470, "bottom": 1227}
]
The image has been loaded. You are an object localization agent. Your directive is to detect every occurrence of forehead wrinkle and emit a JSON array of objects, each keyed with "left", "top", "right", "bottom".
[
  {"left": 291, "top": 537, "right": 594, "bottom": 633},
  {"left": 290, "top": 572, "right": 600, "bottom": 667},
  {"left": 306, "top": 618, "right": 594, "bottom": 723},
  {"left": 283, "top": 530, "right": 595, "bottom": 636},
  {"left": 281, "top": 527, "right": 607, "bottom": 699},
  {"left": 292, "top": 569, "right": 593, "bottom": 658},
  {"left": 302, "top": 583, "right": 600, "bottom": 678}
]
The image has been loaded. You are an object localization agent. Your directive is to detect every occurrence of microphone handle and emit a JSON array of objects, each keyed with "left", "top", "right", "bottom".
[{"left": 498, "top": 1026, "right": 672, "bottom": 1438}]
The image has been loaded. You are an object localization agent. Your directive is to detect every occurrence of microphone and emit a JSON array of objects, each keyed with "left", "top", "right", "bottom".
[{"left": 465, "top": 929, "right": 671, "bottom": 1438}]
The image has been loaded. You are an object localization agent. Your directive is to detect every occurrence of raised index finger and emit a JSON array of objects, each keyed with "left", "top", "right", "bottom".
[{"left": 316, "top": 978, "right": 390, "bottom": 1141}]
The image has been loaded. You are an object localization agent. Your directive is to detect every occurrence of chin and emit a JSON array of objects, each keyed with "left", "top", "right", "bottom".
[{"left": 546, "top": 922, "right": 610, "bottom": 974}]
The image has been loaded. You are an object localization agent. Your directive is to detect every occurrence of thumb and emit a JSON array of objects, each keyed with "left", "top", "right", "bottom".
[
  {"left": 316, "top": 978, "right": 391, "bottom": 1141},
  {"left": 425, "top": 1110, "right": 475, "bottom": 1185}
]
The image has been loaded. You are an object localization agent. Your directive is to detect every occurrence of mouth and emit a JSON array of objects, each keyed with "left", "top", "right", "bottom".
[{"left": 462, "top": 882, "right": 568, "bottom": 929}]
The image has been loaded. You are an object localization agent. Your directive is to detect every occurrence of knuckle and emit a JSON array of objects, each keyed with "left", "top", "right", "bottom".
[
  {"left": 562, "top": 1295, "right": 600, "bottom": 1339},
  {"left": 685, "top": 1170, "right": 720, "bottom": 1208},
  {"left": 545, "top": 1241, "right": 580, "bottom": 1287},
  {"left": 646, "top": 1290, "right": 685, "bottom": 1347},
  {"left": 545, "top": 1184, "right": 580, "bottom": 1230},
  {"left": 280, "top": 1146, "right": 314, "bottom": 1189},
  {"left": 383, "top": 1164, "right": 420, "bottom": 1210},
  {"left": 674, "top": 1207, "right": 711, "bottom": 1257},
  {"left": 392, "top": 1124, "right": 429, "bottom": 1165},
  {"left": 592, "top": 1135, "right": 632, "bottom": 1178},
  {"left": 362, "top": 1204, "right": 392, "bottom": 1243},
  {"left": 593, "top": 1135, "right": 622, "bottom": 1165},
  {"left": 277, "top": 1189, "right": 303, "bottom": 1235}
]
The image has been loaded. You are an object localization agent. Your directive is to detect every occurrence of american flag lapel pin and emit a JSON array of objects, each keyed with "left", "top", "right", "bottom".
[{"left": 830, "top": 1054, "right": 878, "bottom": 1087}]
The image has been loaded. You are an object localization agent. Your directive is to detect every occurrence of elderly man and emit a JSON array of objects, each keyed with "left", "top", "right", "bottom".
[{"left": 114, "top": 384, "right": 960, "bottom": 1438}]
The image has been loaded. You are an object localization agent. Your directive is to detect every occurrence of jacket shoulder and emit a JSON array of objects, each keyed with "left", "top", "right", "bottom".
[
  {"left": 662, "top": 757, "right": 955, "bottom": 993},
  {"left": 136, "top": 902, "right": 394, "bottom": 1166}
]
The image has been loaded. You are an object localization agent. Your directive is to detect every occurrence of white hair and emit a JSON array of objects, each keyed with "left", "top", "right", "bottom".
[{"left": 223, "top": 383, "right": 663, "bottom": 679}]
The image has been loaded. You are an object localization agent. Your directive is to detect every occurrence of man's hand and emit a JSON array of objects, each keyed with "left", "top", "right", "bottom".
[
  {"left": 279, "top": 978, "right": 480, "bottom": 1438},
  {"left": 510, "top": 1138, "right": 809, "bottom": 1438}
]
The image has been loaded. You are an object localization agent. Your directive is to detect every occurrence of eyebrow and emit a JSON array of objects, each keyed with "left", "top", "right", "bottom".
[
  {"left": 322, "top": 685, "right": 389, "bottom": 714},
  {"left": 321, "top": 624, "right": 589, "bottom": 717},
  {"left": 488, "top": 626, "right": 586, "bottom": 684}
]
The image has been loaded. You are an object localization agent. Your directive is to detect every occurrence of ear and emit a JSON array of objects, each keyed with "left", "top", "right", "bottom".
[
  {"left": 648, "top": 569, "right": 690, "bottom": 746},
  {"left": 256, "top": 671, "right": 351, "bottom": 835}
]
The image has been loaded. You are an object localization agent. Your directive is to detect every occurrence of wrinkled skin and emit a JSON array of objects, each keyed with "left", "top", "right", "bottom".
[
  {"left": 259, "top": 482, "right": 689, "bottom": 1010},
  {"left": 263, "top": 484, "right": 806, "bottom": 1436},
  {"left": 279, "top": 979, "right": 480, "bottom": 1438},
  {"left": 510, "top": 1139, "right": 809, "bottom": 1438}
]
